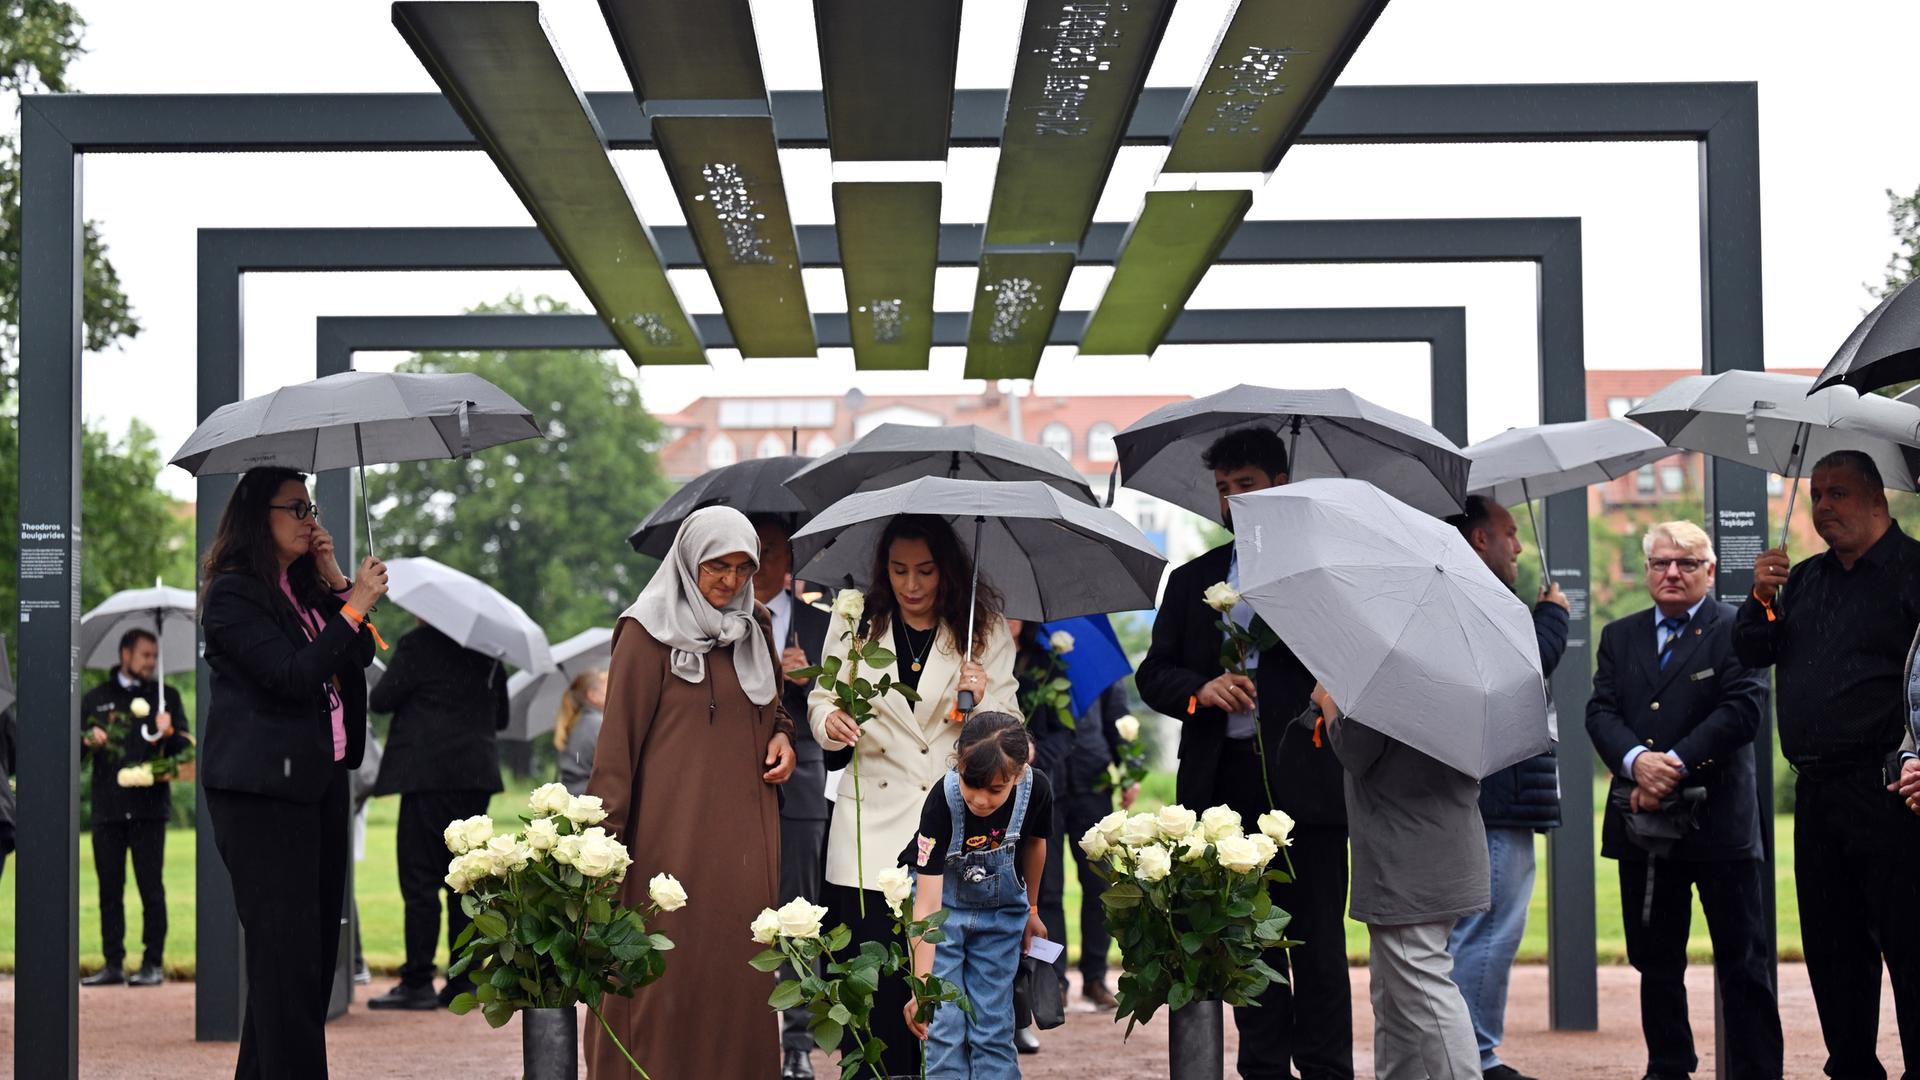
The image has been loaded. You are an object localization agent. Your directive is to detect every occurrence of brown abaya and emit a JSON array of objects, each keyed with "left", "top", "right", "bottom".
[{"left": 584, "top": 606, "right": 793, "bottom": 1080}]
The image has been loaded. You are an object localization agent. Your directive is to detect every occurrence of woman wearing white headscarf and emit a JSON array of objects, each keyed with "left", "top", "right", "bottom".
[{"left": 585, "top": 506, "right": 796, "bottom": 1080}]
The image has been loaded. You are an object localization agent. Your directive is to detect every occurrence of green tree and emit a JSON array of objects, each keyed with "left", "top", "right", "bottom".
[
  {"left": 365, "top": 295, "right": 673, "bottom": 645},
  {"left": 1871, "top": 183, "right": 1920, "bottom": 302}
]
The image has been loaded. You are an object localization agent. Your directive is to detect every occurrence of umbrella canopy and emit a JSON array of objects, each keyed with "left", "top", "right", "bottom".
[
  {"left": 1812, "top": 278, "right": 1920, "bottom": 394},
  {"left": 1626, "top": 370, "right": 1920, "bottom": 489},
  {"left": 1464, "top": 419, "right": 1679, "bottom": 505},
  {"left": 1230, "top": 478, "right": 1550, "bottom": 779},
  {"left": 170, "top": 370, "right": 542, "bottom": 476},
  {"left": 384, "top": 557, "right": 555, "bottom": 674},
  {"left": 783, "top": 423, "right": 1095, "bottom": 512},
  {"left": 790, "top": 477, "right": 1165, "bottom": 623},
  {"left": 79, "top": 586, "right": 198, "bottom": 674},
  {"left": 505, "top": 626, "right": 615, "bottom": 740},
  {"left": 1113, "top": 385, "right": 1469, "bottom": 523},
  {"left": 629, "top": 456, "right": 812, "bottom": 557},
  {"left": 1036, "top": 614, "right": 1133, "bottom": 719}
]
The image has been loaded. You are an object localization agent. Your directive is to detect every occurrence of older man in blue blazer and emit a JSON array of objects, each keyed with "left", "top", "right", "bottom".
[{"left": 1586, "top": 520, "right": 1780, "bottom": 1080}]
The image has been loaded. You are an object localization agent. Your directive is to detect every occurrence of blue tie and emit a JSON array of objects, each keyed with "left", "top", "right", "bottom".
[{"left": 1658, "top": 616, "right": 1687, "bottom": 669}]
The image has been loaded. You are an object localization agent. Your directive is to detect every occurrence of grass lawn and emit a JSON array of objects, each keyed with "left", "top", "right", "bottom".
[{"left": 0, "top": 774, "right": 1800, "bottom": 976}]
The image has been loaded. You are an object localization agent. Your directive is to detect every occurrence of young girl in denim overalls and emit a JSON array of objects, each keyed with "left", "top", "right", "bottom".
[{"left": 904, "top": 711, "right": 1052, "bottom": 1080}]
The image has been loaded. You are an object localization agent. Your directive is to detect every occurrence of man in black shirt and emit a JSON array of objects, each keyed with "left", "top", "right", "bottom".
[{"left": 1734, "top": 449, "right": 1920, "bottom": 1078}]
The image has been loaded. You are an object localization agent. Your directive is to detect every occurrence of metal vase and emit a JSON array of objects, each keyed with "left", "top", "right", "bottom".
[
  {"left": 521, "top": 1006, "right": 578, "bottom": 1080},
  {"left": 1167, "top": 998, "right": 1225, "bottom": 1080}
]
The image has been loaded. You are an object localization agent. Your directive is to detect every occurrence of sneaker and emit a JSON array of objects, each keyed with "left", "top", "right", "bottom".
[
  {"left": 128, "top": 964, "right": 165, "bottom": 987},
  {"left": 79, "top": 966, "right": 125, "bottom": 987},
  {"left": 367, "top": 982, "right": 441, "bottom": 1011}
]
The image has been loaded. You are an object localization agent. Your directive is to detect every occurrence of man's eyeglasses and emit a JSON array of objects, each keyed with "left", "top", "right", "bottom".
[
  {"left": 1646, "top": 557, "right": 1705, "bottom": 575},
  {"left": 269, "top": 500, "right": 320, "bottom": 521},
  {"left": 698, "top": 559, "right": 758, "bottom": 582}
]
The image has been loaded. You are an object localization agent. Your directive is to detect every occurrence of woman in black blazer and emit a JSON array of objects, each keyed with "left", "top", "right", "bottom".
[{"left": 199, "top": 466, "right": 386, "bottom": 1080}]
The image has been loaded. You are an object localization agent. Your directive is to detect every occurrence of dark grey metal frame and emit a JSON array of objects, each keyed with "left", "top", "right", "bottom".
[{"left": 18, "top": 82, "right": 1764, "bottom": 1077}]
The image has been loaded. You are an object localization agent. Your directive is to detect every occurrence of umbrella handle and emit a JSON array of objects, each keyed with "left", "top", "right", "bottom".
[
  {"left": 1778, "top": 422, "right": 1808, "bottom": 551},
  {"left": 1522, "top": 479, "right": 1548, "bottom": 595},
  {"left": 356, "top": 424, "right": 377, "bottom": 562},
  {"left": 956, "top": 515, "right": 985, "bottom": 716}
]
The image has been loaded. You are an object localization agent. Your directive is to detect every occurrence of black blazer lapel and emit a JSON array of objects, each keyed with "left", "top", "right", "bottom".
[
  {"left": 1649, "top": 603, "right": 1717, "bottom": 698},
  {"left": 1627, "top": 608, "right": 1662, "bottom": 698}
]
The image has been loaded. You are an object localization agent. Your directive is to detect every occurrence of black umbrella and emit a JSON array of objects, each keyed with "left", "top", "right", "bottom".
[
  {"left": 627, "top": 455, "right": 812, "bottom": 557},
  {"left": 1813, "top": 279, "right": 1920, "bottom": 394}
]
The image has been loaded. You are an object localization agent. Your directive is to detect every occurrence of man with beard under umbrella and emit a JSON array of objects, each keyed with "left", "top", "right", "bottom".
[
  {"left": 1735, "top": 450, "right": 1920, "bottom": 1078},
  {"left": 752, "top": 512, "right": 835, "bottom": 1080},
  {"left": 366, "top": 621, "right": 510, "bottom": 1011},
  {"left": 1444, "top": 496, "right": 1568, "bottom": 1080},
  {"left": 79, "top": 628, "right": 190, "bottom": 987},
  {"left": 1588, "top": 521, "right": 1779, "bottom": 1080},
  {"left": 1136, "top": 427, "right": 1352, "bottom": 1080}
]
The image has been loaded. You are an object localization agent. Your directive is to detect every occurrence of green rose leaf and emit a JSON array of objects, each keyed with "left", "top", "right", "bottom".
[{"left": 768, "top": 980, "right": 807, "bottom": 1011}]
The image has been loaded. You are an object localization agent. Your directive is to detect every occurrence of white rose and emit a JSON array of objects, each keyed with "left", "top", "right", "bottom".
[
  {"left": 1095, "top": 809, "right": 1129, "bottom": 841},
  {"left": 1214, "top": 834, "right": 1264, "bottom": 874},
  {"left": 876, "top": 865, "right": 916, "bottom": 917},
  {"left": 1201, "top": 805, "right": 1243, "bottom": 841},
  {"left": 552, "top": 833, "right": 584, "bottom": 867},
  {"left": 776, "top": 897, "right": 829, "bottom": 940},
  {"left": 129, "top": 697, "right": 152, "bottom": 719},
  {"left": 1203, "top": 581, "right": 1242, "bottom": 614},
  {"left": 572, "top": 829, "right": 629, "bottom": 879},
  {"left": 1132, "top": 844, "right": 1173, "bottom": 883},
  {"left": 648, "top": 873, "right": 689, "bottom": 912},
  {"left": 485, "top": 834, "right": 531, "bottom": 874},
  {"left": 446, "top": 850, "right": 495, "bottom": 894},
  {"left": 1048, "top": 630, "right": 1075, "bottom": 655},
  {"left": 1177, "top": 832, "right": 1210, "bottom": 863},
  {"left": 832, "top": 588, "right": 865, "bottom": 624},
  {"left": 750, "top": 908, "right": 782, "bottom": 945},
  {"left": 1248, "top": 833, "right": 1279, "bottom": 869},
  {"left": 444, "top": 815, "right": 494, "bottom": 855},
  {"left": 1258, "top": 810, "right": 1296, "bottom": 848},
  {"left": 564, "top": 794, "right": 608, "bottom": 827},
  {"left": 116, "top": 764, "right": 155, "bottom": 788},
  {"left": 529, "top": 782, "right": 572, "bottom": 817},
  {"left": 524, "top": 816, "right": 561, "bottom": 853},
  {"left": 1078, "top": 823, "right": 1111, "bottom": 860},
  {"left": 1155, "top": 805, "right": 1198, "bottom": 842},
  {"left": 444, "top": 856, "right": 473, "bottom": 895},
  {"left": 1114, "top": 714, "right": 1141, "bottom": 743},
  {"left": 1119, "top": 813, "right": 1161, "bottom": 848}
]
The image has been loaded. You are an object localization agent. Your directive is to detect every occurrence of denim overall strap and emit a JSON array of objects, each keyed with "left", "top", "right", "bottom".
[
  {"left": 943, "top": 770, "right": 968, "bottom": 859},
  {"left": 1003, "top": 768, "right": 1034, "bottom": 843}
]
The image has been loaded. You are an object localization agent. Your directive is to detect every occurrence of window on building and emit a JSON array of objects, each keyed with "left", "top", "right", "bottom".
[
  {"left": 1635, "top": 465, "right": 1656, "bottom": 495},
  {"left": 717, "top": 399, "right": 836, "bottom": 430},
  {"left": 1087, "top": 421, "right": 1118, "bottom": 462},
  {"left": 1659, "top": 464, "right": 1686, "bottom": 494},
  {"left": 1606, "top": 397, "right": 1633, "bottom": 419},
  {"left": 707, "top": 436, "right": 737, "bottom": 469},
  {"left": 805, "top": 433, "right": 835, "bottom": 458},
  {"left": 757, "top": 434, "right": 785, "bottom": 459},
  {"left": 1040, "top": 422, "right": 1074, "bottom": 460}
]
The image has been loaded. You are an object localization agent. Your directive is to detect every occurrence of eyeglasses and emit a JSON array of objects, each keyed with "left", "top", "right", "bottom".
[
  {"left": 698, "top": 559, "right": 758, "bottom": 582},
  {"left": 1646, "top": 557, "right": 1705, "bottom": 575},
  {"left": 269, "top": 500, "right": 320, "bottom": 521}
]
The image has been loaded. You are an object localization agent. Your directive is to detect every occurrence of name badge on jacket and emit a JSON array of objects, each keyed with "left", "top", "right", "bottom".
[{"left": 1689, "top": 667, "right": 1715, "bottom": 682}]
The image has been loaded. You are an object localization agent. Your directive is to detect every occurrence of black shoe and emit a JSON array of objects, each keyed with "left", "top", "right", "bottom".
[
  {"left": 1639, "top": 1074, "right": 1690, "bottom": 1080},
  {"left": 367, "top": 982, "right": 441, "bottom": 1011},
  {"left": 80, "top": 966, "right": 125, "bottom": 987},
  {"left": 781, "top": 1047, "right": 815, "bottom": 1080},
  {"left": 1013, "top": 1025, "right": 1040, "bottom": 1055},
  {"left": 128, "top": 964, "right": 165, "bottom": 987},
  {"left": 436, "top": 979, "right": 476, "bottom": 1008}
]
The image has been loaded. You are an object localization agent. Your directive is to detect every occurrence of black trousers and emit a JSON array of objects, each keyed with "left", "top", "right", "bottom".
[
  {"left": 206, "top": 770, "right": 349, "bottom": 1080},
  {"left": 1796, "top": 769, "right": 1920, "bottom": 1080},
  {"left": 1038, "top": 790, "right": 1116, "bottom": 986},
  {"left": 1216, "top": 738, "right": 1355, "bottom": 1080},
  {"left": 93, "top": 818, "right": 169, "bottom": 968},
  {"left": 827, "top": 881, "right": 921, "bottom": 1076},
  {"left": 779, "top": 815, "right": 829, "bottom": 1053},
  {"left": 397, "top": 790, "right": 492, "bottom": 988},
  {"left": 1617, "top": 856, "right": 1781, "bottom": 1079}
]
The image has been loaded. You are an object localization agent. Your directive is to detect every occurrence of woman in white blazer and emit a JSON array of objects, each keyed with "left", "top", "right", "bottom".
[{"left": 810, "top": 513, "right": 1017, "bottom": 1075}]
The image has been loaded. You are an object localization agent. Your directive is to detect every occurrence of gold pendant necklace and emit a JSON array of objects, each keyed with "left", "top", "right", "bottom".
[{"left": 904, "top": 621, "right": 933, "bottom": 672}]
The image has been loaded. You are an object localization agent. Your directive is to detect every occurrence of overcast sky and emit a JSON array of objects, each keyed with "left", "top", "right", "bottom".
[{"left": 20, "top": 0, "right": 1919, "bottom": 498}]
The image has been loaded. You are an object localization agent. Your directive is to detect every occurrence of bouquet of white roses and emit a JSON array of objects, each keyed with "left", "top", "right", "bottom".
[
  {"left": 791, "top": 588, "right": 920, "bottom": 914},
  {"left": 1018, "top": 628, "right": 1076, "bottom": 730},
  {"left": 443, "top": 783, "right": 680, "bottom": 1077},
  {"left": 1202, "top": 581, "right": 1281, "bottom": 809},
  {"left": 1081, "top": 803, "right": 1297, "bottom": 1032}
]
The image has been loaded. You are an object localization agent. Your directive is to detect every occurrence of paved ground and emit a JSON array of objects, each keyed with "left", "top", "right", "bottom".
[{"left": 0, "top": 964, "right": 1901, "bottom": 1077}]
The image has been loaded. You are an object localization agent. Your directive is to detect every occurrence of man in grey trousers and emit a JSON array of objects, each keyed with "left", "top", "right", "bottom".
[{"left": 1311, "top": 684, "right": 1488, "bottom": 1080}]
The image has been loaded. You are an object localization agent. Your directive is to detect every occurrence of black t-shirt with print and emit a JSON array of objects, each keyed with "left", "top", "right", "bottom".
[{"left": 905, "top": 767, "right": 1054, "bottom": 876}]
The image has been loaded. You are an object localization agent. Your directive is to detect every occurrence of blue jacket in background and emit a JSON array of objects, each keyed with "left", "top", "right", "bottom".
[{"left": 1478, "top": 601, "right": 1570, "bottom": 831}]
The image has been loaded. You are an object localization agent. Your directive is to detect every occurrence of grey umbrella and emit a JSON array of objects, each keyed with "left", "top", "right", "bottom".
[
  {"left": 1113, "top": 385, "right": 1469, "bottom": 522},
  {"left": 783, "top": 423, "right": 1095, "bottom": 512},
  {"left": 1230, "top": 478, "right": 1550, "bottom": 779},
  {"left": 384, "top": 557, "right": 555, "bottom": 674},
  {"left": 791, "top": 475, "right": 1165, "bottom": 628},
  {"left": 1812, "top": 278, "right": 1920, "bottom": 394},
  {"left": 169, "top": 370, "right": 543, "bottom": 554},
  {"left": 1627, "top": 370, "right": 1920, "bottom": 545},
  {"left": 1464, "top": 419, "right": 1679, "bottom": 573},
  {"left": 505, "top": 626, "right": 614, "bottom": 740},
  {"left": 79, "top": 583, "right": 197, "bottom": 737},
  {"left": 629, "top": 456, "right": 812, "bottom": 557}
]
